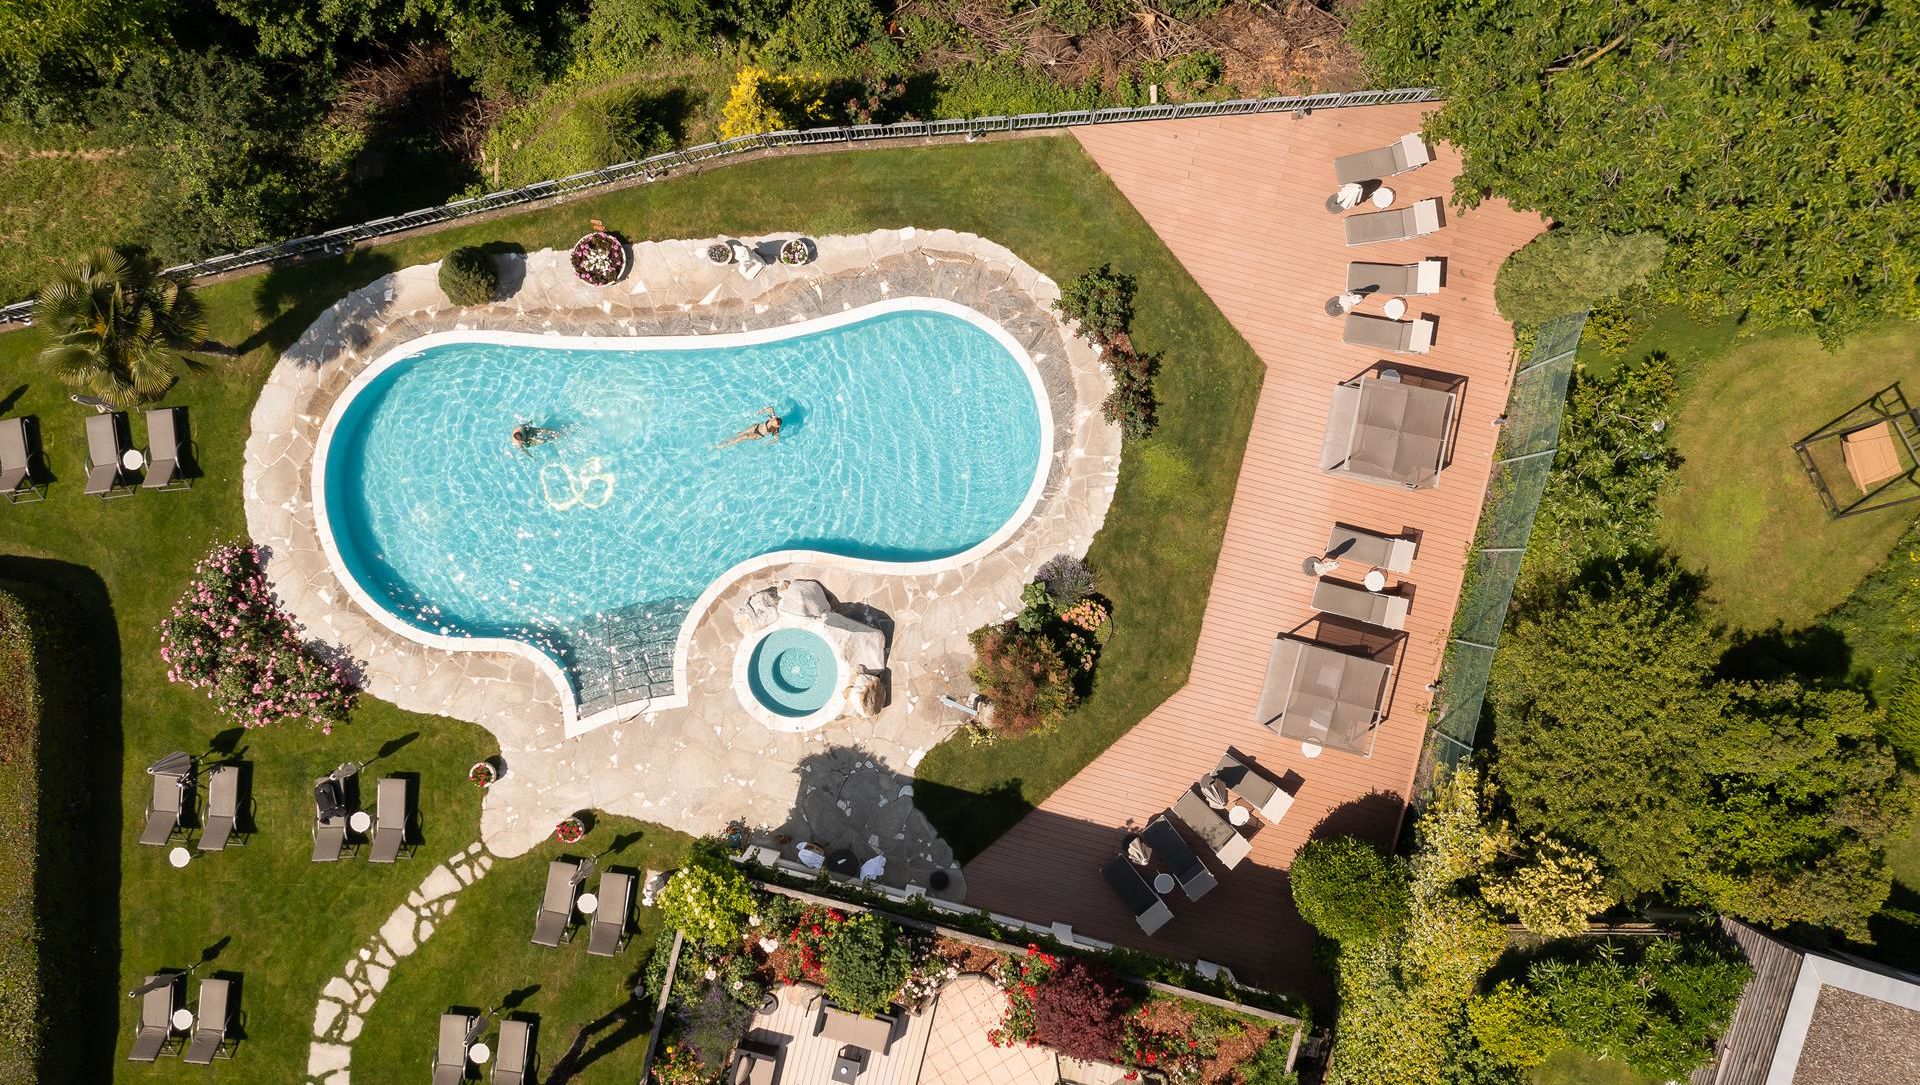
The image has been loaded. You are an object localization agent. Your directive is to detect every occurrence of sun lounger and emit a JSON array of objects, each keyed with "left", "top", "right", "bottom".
[
  {"left": 817, "top": 1002, "right": 895, "bottom": 1055},
  {"left": 1102, "top": 854, "right": 1174, "bottom": 935},
  {"left": 532, "top": 859, "right": 581, "bottom": 946},
  {"left": 1347, "top": 260, "right": 1443, "bottom": 296},
  {"left": 199, "top": 765, "right": 242, "bottom": 852},
  {"left": 140, "top": 769, "right": 187, "bottom": 847},
  {"left": 182, "top": 976, "right": 233, "bottom": 1064},
  {"left": 128, "top": 974, "right": 180, "bottom": 1062},
  {"left": 84, "top": 411, "right": 132, "bottom": 498},
  {"left": 1344, "top": 313, "right": 1436, "bottom": 355},
  {"left": 1334, "top": 133, "right": 1431, "bottom": 185},
  {"left": 1213, "top": 750, "right": 1295, "bottom": 824},
  {"left": 1345, "top": 198, "right": 1443, "bottom": 246},
  {"left": 1141, "top": 815, "right": 1216, "bottom": 901},
  {"left": 493, "top": 1018, "right": 532, "bottom": 1085},
  {"left": 730, "top": 1038, "right": 779, "bottom": 1085},
  {"left": 1313, "top": 577, "right": 1410, "bottom": 631},
  {"left": 1326, "top": 523, "right": 1417, "bottom": 573},
  {"left": 143, "top": 406, "right": 190, "bottom": 491},
  {"left": 1172, "top": 788, "right": 1253, "bottom": 870},
  {"left": 369, "top": 776, "right": 410, "bottom": 863},
  {"left": 312, "top": 776, "right": 347, "bottom": 862},
  {"left": 434, "top": 1012, "right": 474, "bottom": 1085},
  {"left": 0, "top": 416, "right": 44, "bottom": 502},
  {"left": 587, "top": 871, "right": 634, "bottom": 957}
]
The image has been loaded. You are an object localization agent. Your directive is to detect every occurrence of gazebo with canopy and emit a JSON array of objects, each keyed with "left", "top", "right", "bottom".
[
  {"left": 1318, "top": 373, "right": 1458, "bottom": 490},
  {"left": 1252, "top": 634, "right": 1394, "bottom": 756}
]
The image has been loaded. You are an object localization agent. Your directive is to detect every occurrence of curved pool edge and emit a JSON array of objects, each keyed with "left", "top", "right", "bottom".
[{"left": 310, "top": 296, "right": 1056, "bottom": 737}]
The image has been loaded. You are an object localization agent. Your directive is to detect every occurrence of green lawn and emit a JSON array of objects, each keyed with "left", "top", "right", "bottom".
[
  {"left": 0, "top": 125, "right": 153, "bottom": 303},
  {"left": 0, "top": 134, "right": 1259, "bottom": 1079},
  {"left": 1658, "top": 319, "right": 1920, "bottom": 631},
  {"left": 1529, "top": 1049, "right": 1659, "bottom": 1085}
]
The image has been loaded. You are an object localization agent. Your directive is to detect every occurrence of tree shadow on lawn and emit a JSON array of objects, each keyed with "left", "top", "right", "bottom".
[{"left": 0, "top": 557, "right": 122, "bottom": 1085}]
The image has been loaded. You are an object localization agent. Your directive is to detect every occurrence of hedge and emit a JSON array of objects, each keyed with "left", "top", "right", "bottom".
[{"left": 0, "top": 585, "right": 46, "bottom": 1080}]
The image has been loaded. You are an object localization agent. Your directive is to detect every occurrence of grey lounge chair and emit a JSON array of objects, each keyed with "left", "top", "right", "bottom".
[
  {"left": 1102, "top": 854, "right": 1173, "bottom": 935},
  {"left": 531, "top": 860, "right": 581, "bottom": 946},
  {"left": 84, "top": 411, "right": 133, "bottom": 498},
  {"left": 143, "top": 406, "right": 191, "bottom": 490},
  {"left": 369, "top": 776, "right": 410, "bottom": 863},
  {"left": 128, "top": 974, "right": 180, "bottom": 1062},
  {"left": 140, "top": 769, "right": 188, "bottom": 847},
  {"left": 182, "top": 976, "right": 233, "bottom": 1064},
  {"left": 1213, "top": 750, "right": 1295, "bottom": 823},
  {"left": 1141, "top": 815, "right": 1216, "bottom": 901},
  {"left": 0, "top": 416, "right": 45, "bottom": 502},
  {"left": 1313, "top": 577, "right": 1410, "bottom": 631},
  {"left": 312, "top": 776, "right": 348, "bottom": 862},
  {"left": 1345, "top": 198, "right": 1443, "bottom": 246},
  {"left": 199, "top": 765, "right": 242, "bottom": 852},
  {"left": 493, "top": 1018, "right": 532, "bottom": 1085},
  {"left": 1172, "top": 788, "right": 1253, "bottom": 870},
  {"left": 434, "top": 1012, "right": 474, "bottom": 1085},
  {"left": 730, "top": 1038, "right": 778, "bottom": 1085},
  {"left": 587, "top": 871, "right": 634, "bottom": 957},
  {"left": 1347, "top": 260, "right": 1443, "bottom": 296},
  {"left": 1344, "top": 313, "right": 1436, "bottom": 355},
  {"left": 1326, "top": 523, "right": 1417, "bottom": 573},
  {"left": 1333, "top": 133, "right": 1431, "bottom": 185}
]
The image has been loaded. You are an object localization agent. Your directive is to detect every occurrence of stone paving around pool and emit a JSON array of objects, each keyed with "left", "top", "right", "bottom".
[{"left": 244, "top": 229, "right": 1119, "bottom": 889}]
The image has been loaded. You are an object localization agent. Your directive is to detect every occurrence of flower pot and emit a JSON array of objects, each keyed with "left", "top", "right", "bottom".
[
  {"left": 469, "top": 758, "right": 503, "bottom": 788},
  {"left": 571, "top": 232, "right": 628, "bottom": 286},
  {"left": 779, "top": 238, "right": 814, "bottom": 266},
  {"left": 707, "top": 243, "right": 734, "bottom": 265}
]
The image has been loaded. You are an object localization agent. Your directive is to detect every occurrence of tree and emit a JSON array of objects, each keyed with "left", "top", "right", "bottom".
[
  {"left": 1480, "top": 837, "right": 1609, "bottom": 940},
  {"left": 820, "top": 912, "right": 909, "bottom": 1015},
  {"left": 1349, "top": 0, "right": 1920, "bottom": 341},
  {"left": 1055, "top": 264, "right": 1136, "bottom": 345},
  {"left": 35, "top": 247, "right": 206, "bottom": 407},
  {"left": 1030, "top": 958, "right": 1132, "bottom": 1063},
  {"left": 1494, "top": 229, "right": 1666, "bottom": 326},
  {"left": 1289, "top": 837, "right": 1411, "bottom": 946}
]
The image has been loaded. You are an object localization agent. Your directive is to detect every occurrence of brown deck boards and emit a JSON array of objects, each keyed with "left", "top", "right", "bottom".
[{"left": 961, "top": 106, "right": 1546, "bottom": 999}]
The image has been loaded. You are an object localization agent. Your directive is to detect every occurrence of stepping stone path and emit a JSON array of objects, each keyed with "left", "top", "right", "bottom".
[{"left": 305, "top": 843, "right": 494, "bottom": 1085}]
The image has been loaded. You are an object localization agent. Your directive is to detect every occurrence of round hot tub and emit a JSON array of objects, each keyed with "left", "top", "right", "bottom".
[{"left": 747, "top": 628, "right": 837, "bottom": 718}]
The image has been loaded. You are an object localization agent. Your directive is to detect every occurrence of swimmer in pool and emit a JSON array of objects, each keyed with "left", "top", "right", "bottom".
[
  {"left": 719, "top": 405, "right": 782, "bottom": 448},
  {"left": 512, "top": 423, "right": 560, "bottom": 453}
]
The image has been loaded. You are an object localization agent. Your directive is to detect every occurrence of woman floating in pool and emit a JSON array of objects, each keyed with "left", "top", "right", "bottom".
[
  {"left": 511, "top": 422, "right": 562, "bottom": 453},
  {"left": 719, "top": 405, "right": 782, "bottom": 448}
]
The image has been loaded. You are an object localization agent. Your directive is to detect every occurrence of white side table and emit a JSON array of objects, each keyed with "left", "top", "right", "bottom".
[
  {"left": 1383, "top": 297, "right": 1408, "bottom": 320},
  {"left": 1372, "top": 186, "right": 1395, "bottom": 208},
  {"left": 172, "top": 1008, "right": 194, "bottom": 1031},
  {"left": 1301, "top": 740, "right": 1325, "bottom": 759},
  {"left": 577, "top": 892, "right": 600, "bottom": 916},
  {"left": 122, "top": 448, "right": 145, "bottom": 472},
  {"left": 1152, "top": 873, "right": 1176, "bottom": 895},
  {"left": 1227, "top": 806, "right": 1251, "bottom": 828},
  {"left": 168, "top": 847, "right": 191, "bottom": 869},
  {"left": 1363, "top": 570, "right": 1388, "bottom": 592},
  {"left": 468, "top": 1041, "right": 492, "bottom": 1065},
  {"left": 348, "top": 810, "right": 371, "bottom": 834}
]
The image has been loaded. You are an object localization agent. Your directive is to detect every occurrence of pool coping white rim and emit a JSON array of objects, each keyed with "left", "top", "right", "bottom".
[
  {"left": 729, "top": 616, "right": 850, "bottom": 733},
  {"left": 309, "top": 295, "right": 1056, "bottom": 737}
]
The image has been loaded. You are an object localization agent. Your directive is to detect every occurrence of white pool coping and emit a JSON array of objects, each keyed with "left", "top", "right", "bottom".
[{"left": 310, "top": 296, "right": 1055, "bottom": 737}]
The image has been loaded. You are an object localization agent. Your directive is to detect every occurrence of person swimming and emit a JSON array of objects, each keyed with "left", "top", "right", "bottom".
[
  {"left": 511, "top": 422, "right": 561, "bottom": 453},
  {"left": 719, "top": 405, "right": 782, "bottom": 448}
]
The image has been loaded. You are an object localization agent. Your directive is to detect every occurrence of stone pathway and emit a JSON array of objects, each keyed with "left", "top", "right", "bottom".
[
  {"left": 305, "top": 844, "right": 494, "bottom": 1085},
  {"left": 242, "top": 229, "right": 1119, "bottom": 881}
]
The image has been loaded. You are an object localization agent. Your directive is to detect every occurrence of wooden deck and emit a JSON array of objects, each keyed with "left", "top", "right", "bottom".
[
  {"left": 961, "top": 105, "right": 1546, "bottom": 1000},
  {"left": 742, "top": 984, "right": 935, "bottom": 1085}
]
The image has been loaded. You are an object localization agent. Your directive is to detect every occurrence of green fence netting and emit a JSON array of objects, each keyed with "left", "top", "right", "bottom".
[{"left": 1418, "top": 312, "right": 1586, "bottom": 787}]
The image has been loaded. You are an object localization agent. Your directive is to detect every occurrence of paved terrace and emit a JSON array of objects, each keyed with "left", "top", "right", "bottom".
[{"left": 963, "top": 106, "right": 1546, "bottom": 994}]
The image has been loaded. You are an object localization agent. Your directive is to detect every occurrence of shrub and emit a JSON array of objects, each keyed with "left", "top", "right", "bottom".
[
  {"left": 1467, "top": 982, "right": 1560, "bottom": 1069},
  {"left": 1102, "top": 353, "right": 1158, "bottom": 441},
  {"left": 1030, "top": 957, "right": 1133, "bottom": 1062},
  {"left": 1238, "top": 1030, "right": 1300, "bottom": 1085},
  {"left": 659, "top": 842, "right": 759, "bottom": 948},
  {"left": 1884, "top": 664, "right": 1920, "bottom": 769},
  {"left": 717, "top": 65, "right": 833, "bottom": 140},
  {"left": 1037, "top": 554, "right": 1095, "bottom": 607},
  {"left": 1525, "top": 935, "right": 1751, "bottom": 1080},
  {"left": 681, "top": 983, "right": 754, "bottom": 1069},
  {"left": 822, "top": 912, "right": 911, "bottom": 1015},
  {"left": 1016, "top": 581, "right": 1054, "bottom": 633},
  {"left": 1480, "top": 837, "right": 1609, "bottom": 939},
  {"left": 969, "top": 621, "right": 1077, "bottom": 734},
  {"left": 0, "top": 588, "right": 45, "bottom": 1077},
  {"left": 928, "top": 58, "right": 1107, "bottom": 120},
  {"left": 1289, "top": 837, "right": 1411, "bottom": 946},
  {"left": 438, "top": 246, "right": 498, "bottom": 306},
  {"left": 1056, "top": 263, "right": 1136, "bottom": 344},
  {"left": 761, "top": 0, "right": 900, "bottom": 75},
  {"left": 159, "top": 543, "right": 359, "bottom": 729},
  {"left": 1494, "top": 229, "right": 1668, "bottom": 326}
]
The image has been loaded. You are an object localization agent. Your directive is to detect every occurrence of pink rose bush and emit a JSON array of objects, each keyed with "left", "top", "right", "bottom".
[{"left": 159, "top": 543, "right": 358, "bottom": 729}]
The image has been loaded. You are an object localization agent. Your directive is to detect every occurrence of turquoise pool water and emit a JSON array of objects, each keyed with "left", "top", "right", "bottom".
[
  {"left": 320, "top": 308, "right": 1043, "bottom": 710},
  {"left": 747, "top": 628, "right": 837, "bottom": 717}
]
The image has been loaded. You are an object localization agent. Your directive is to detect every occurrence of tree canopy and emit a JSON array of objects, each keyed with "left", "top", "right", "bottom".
[{"left": 1349, "top": 0, "right": 1920, "bottom": 341}]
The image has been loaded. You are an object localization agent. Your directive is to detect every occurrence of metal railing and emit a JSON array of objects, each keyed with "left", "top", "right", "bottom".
[{"left": 0, "top": 86, "right": 1438, "bottom": 327}]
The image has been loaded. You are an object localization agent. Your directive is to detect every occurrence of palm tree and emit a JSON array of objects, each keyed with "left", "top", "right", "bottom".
[{"left": 35, "top": 247, "right": 208, "bottom": 408}]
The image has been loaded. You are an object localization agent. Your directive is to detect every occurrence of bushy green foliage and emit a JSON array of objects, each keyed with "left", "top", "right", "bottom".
[
  {"left": 211, "top": 0, "right": 457, "bottom": 57},
  {"left": 35, "top": 246, "right": 207, "bottom": 407},
  {"left": 1885, "top": 665, "right": 1920, "bottom": 770},
  {"left": 761, "top": 0, "right": 899, "bottom": 75},
  {"left": 1039, "top": 0, "right": 1123, "bottom": 34},
  {"left": 448, "top": 1, "right": 547, "bottom": 100},
  {"left": 1101, "top": 348, "right": 1159, "bottom": 441},
  {"left": 1467, "top": 982, "right": 1559, "bottom": 1069},
  {"left": 1349, "top": 0, "right": 1920, "bottom": 341},
  {"left": 659, "top": 841, "right": 760, "bottom": 947},
  {"left": 928, "top": 57, "right": 1108, "bottom": 118},
  {"left": 1494, "top": 230, "right": 1667, "bottom": 326},
  {"left": 820, "top": 912, "right": 910, "bottom": 1015},
  {"left": 1492, "top": 563, "right": 1916, "bottom": 937},
  {"left": 969, "top": 621, "right": 1078, "bottom": 734},
  {"left": 1056, "top": 263, "right": 1136, "bottom": 344},
  {"left": 438, "top": 245, "right": 499, "bottom": 305},
  {"left": 1238, "top": 1031, "right": 1300, "bottom": 1085},
  {"left": 1288, "top": 837, "right": 1411, "bottom": 946},
  {"left": 1479, "top": 837, "right": 1608, "bottom": 940},
  {"left": 0, "top": 588, "right": 45, "bottom": 1079},
  {"left": 486, "top": 82, "right": 679, "bottom": 185}
]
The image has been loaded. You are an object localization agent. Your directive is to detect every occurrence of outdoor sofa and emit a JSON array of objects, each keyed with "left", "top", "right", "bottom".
[
  {"left": 1141, "top": 815, "right": 1216, "bottom": 901},
  {"left": 1102, "top": 854, "right": 1174, "bottom": 935},
  {"left": 1344, "top": 198, "right": 1443, "bottom": 246},
  {"left": 1333, "top": 133, "right": 1431, "bottom": 185},
  {"left": 1318, "top": 374, "right": 1458, "bottom": 490},
  {"left": 1171, "top": 788, "right": 1253, "bottom": 870},
  {"left": 816, "top": 1000, "right": 895, "bottom": 1055},
  {"left": 730, "top": 1038, "right": 780, "bottom": 1085},
  {"left": 1347, "top": 260, "right": 1443, "bottom": 296},
  {"left": 1253, "top": 635, "right": 1395, "bottom": 754}
]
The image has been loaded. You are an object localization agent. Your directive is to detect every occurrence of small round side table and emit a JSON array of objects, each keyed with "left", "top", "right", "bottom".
[
  {"left": 577, "top": 892, "right": 600, "bottom": 916},
  {"left": 1383, "top": 297, "right": 1408, "bottom": 320},
  {"left": 348, "top": 810, "right": 371, "bottom": 834},
  {"left": 1372, "top": 186, "right": 1396, "bottom": 208},
  {"left": 1152, "top": 873, "right": 1176, "bottom": 895},
  {"left": 1227, "top": 806, "right": 1251, "bottom": 827},
  {"left": 1301, "top": 740, "right": 1325, "bottom": 759},
  {"left": 168, "top": 846, "right": 191, "bottom": 869},
  {"left": 1363, "top": 570, "right": 1388, "bottom": 592},
  {"left": 172, "top": 1008, "right": 194, "bottom": 1032},
  {"left": 122, "top": 448, "right": 146, "bottom": 472},
  {"left": 468, "top": 1041, "right": 492, "bottom": 1065}
]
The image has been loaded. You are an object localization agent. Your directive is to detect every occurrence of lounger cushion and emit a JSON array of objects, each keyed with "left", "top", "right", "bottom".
[{"left": 1172, "top": 790, "right": 1252, "bottom": 870}]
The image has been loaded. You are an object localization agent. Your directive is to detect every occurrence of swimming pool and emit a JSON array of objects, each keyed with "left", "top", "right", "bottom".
[{"left": 314, "top": 300, "right": 1048, "bottom": 725}]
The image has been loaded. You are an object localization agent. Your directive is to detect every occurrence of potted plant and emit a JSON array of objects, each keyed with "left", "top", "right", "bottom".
[
  {"left": 469, "top": 759, "right": 501, "bottom": 788},
  {"left": 707, "top": 242, "right": 734, "bottom": 265},
  {"left": 555, "top": 815, "right": 586, "bottom": 844},
  {"left": 571, "top": 230, "right": 627, "bottom": 286},
  {"left": 779, "top": 238, "right": 813, "bottom": 266}
]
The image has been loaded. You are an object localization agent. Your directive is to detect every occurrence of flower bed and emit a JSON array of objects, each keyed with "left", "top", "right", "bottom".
[
  {"left": 159, "top": 542, "right": 358, "bottom": 730},
  {"left": 571, "top": 231, "right": 627, "bottom": 285}
]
